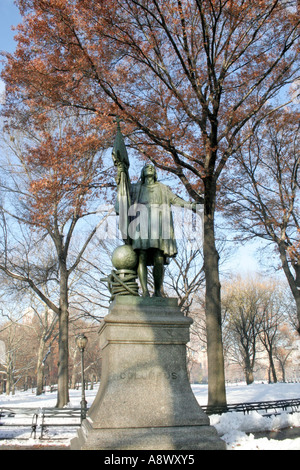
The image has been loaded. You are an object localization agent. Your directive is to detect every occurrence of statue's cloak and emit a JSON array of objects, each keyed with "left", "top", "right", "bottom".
[{"left": 127, "top": 182, "right": 188, "bottom": 263}]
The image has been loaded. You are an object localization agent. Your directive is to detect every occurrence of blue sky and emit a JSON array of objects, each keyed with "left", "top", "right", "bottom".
[
  {"left": 0, "top": 0, "right": 20, "bottom": 53},
  {"left": 0, "top": 0, "right": 21, "bottom": 92}
]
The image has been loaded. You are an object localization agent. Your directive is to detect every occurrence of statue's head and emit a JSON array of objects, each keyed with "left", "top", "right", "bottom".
[{"left": 140, "top": 164, "right": 158, "bottom": 183}]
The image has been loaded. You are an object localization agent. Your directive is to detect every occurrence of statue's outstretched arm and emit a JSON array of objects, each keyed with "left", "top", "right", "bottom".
[{"left": 169, "top": 189, "right": 197, "bottom": 212}]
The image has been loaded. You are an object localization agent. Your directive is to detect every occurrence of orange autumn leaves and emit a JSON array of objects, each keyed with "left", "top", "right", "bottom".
[{"left": 24, "top": 124, "right": 103, "bottom": 228}]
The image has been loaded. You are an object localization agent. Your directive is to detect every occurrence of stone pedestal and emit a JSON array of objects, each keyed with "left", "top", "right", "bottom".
[{"left": 71, "top": 297, "right": 225, "bottom": 450}]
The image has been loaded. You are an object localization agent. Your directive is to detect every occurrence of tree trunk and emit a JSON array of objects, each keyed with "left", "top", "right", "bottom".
[
  {"left": 279, "top": 361, "right": 286, "bottom": 383},
  {"left": 278, "top": 242, "right": 300, "bottom": 334},
  {"left": 244, "top": 355, "right": 254, "bottom": 385},
  {"left": 6, "top": 351, "right": 14, "bottom": 395},
  {"left": 245, "top": 368, "right": 254, "bottom": 385},
  {"left": 56, "top": 267, "right": 70, "bottom": 408},
  {"left": 36, "top": 335, "right": 46, "bottom": 395},
  {"left": 203, "top": 179, "right": 226, "bottom": 408},
  {"left": 268, "top": 351, "right": 277, "bottom": 383}
]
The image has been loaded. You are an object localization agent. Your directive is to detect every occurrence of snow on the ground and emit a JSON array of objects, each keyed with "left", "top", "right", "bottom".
[
  {"left": 193, "top": 382, "right": 300, "bottom": 450},
  {"left": 0, "top": 382, "right": 300, "bottom": 450}
]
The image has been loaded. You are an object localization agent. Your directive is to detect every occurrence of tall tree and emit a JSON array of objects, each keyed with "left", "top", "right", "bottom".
[
  {"left": 222, "top": 276, "right": 266, "bottom": 384},
  {"left": 275, "top": 323, "right": 297, "bottom": 382},
  {"left": 258, "top": 282, "right": 286, "bottom": 383},
  {"left": 0, "top": 111, "right": 111, "bottom": 406},
  {"left": 25, "top": 294, "right": 59, "bottom": 396},
  {"left": 223, "top": 109, "right": 300, "bottom": 334},
  {"left": 3, "top": 0, "right": 300, "bottom": 406}
]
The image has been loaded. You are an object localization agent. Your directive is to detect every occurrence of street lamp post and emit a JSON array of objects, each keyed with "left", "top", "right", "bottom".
[{"left": 76, "top": 333, "right": 88, "bottom": 422}]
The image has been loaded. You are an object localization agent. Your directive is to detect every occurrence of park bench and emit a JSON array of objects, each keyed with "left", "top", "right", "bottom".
[
  {"left": 0, "top": 407, "right": 38, "bottom": 439},
  {"left": 202, "top": 397, "right": 300, "bottom": 417},
  {"left": 39, "top": 407, "right": 85, "bottom": 439},
  {"left": 0, "top": 406, "right": 87, "bottom": 440}
]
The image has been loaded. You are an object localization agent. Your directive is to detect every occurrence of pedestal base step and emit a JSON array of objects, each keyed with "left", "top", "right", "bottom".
[{"left": 71, "top": 419, "right": 226, "bottom": 450}]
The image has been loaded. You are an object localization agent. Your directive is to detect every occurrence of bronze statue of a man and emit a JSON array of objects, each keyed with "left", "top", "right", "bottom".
[{"left": 113, "top": 126, "right": 195, "bottom": 297}]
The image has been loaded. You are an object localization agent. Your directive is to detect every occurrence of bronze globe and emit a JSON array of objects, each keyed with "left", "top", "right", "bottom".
[{"left": 111, "top": 245, "right": 138, "bottom": 271}]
